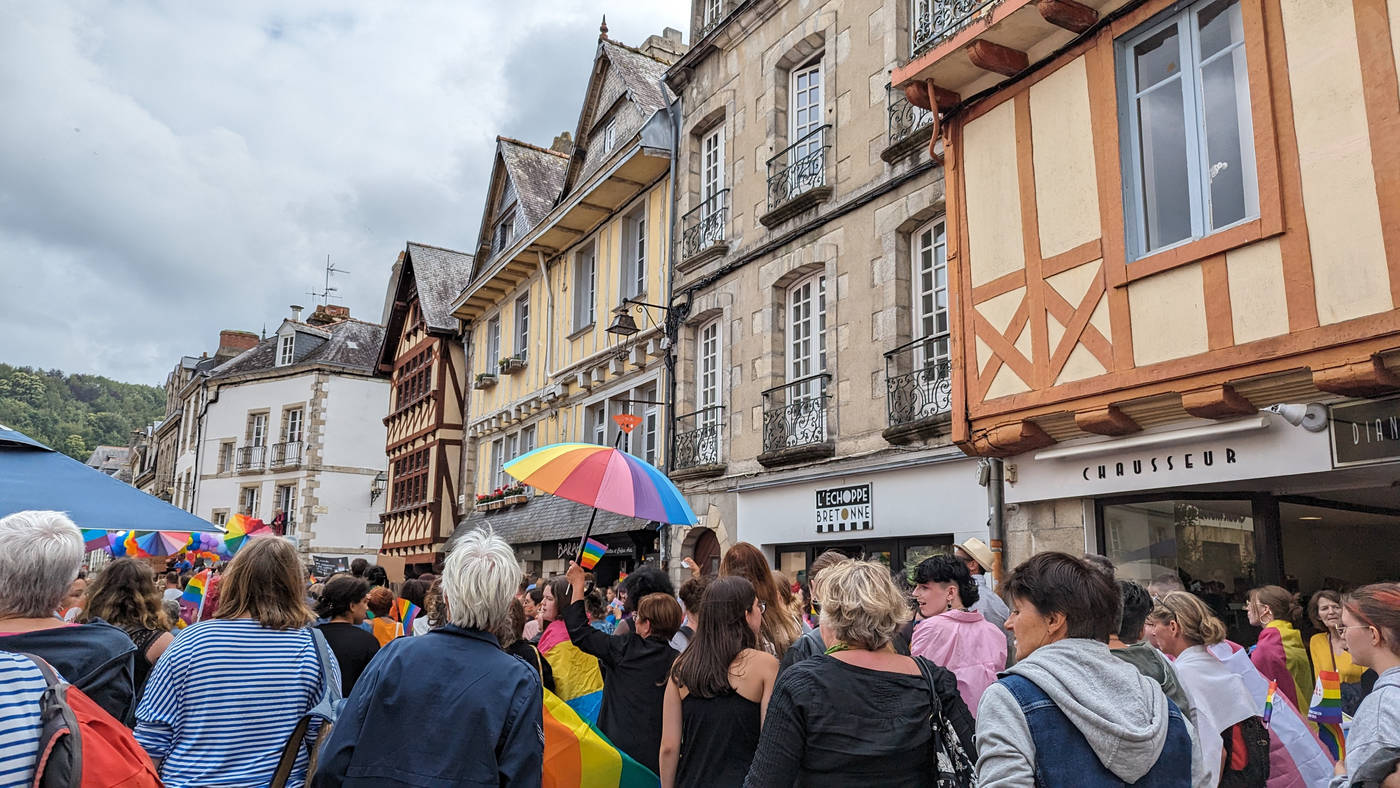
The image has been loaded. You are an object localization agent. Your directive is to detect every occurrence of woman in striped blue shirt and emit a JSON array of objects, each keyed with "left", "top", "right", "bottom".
[
  {"left": 135, "top": 537, "right": 338, "bottom": 788},
  {"left": 0, "top": 652, "right": 48, "bottom": 788}
]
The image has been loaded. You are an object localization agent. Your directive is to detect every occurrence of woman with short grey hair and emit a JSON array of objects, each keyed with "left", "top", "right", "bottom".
[
  {"left": 316, "top": 527, "right": 543, "bottom": 786},
  {"left": 0, "top": 510, "right": 137, "bottom": 722}
]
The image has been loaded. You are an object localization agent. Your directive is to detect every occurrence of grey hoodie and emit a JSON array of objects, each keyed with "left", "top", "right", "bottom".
[
  {"left": 975, "top": 638, "right": 1182, "bottom": 786},
  {"left": 1332, "top": 666, "right": 1400, "bottom": 788}
]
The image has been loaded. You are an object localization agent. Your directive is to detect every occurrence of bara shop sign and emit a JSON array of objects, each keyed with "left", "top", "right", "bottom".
[
  {"left": 1005, "top": 415, "right": 1334, "bottom": 503},
  {"left": 815, "top": 484, "right": 872, "bottom": 534},
  {"left": 1330, "top": 394, "right": 1400, "bottom": 467}
]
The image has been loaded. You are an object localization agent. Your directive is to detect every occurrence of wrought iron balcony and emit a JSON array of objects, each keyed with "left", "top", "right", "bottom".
[
  {"left": 235, "top": 445, "right": 265, "bottom": 471},
  {"left": 270, "top": 441, "right": 304, "bottom": 468},
  {"left": 885, "top": 83, "right": 935, "bottom": 157},
  {"left": 911, "top": 0, "right": 995, "bottom": 56},
  {"left": 681, "top": 189, "right": 729, "bottom": 264},
  {"left": 763, "top": 125, "right": 832, "bottom": 226},
  {"left": 883, "top": 334, "right": 954, "bottom": 441},
  {"left": 760, "top": 374, "right": 832, "bottom": 458},
  {"left": 671, "top": 406, "right": 725, "bottom": 474}
]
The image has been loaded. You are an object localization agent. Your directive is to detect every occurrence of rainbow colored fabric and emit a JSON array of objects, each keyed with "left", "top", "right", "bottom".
[
  {"left": 580, "top": 538, "right": 607, "bottom": 570},
  {"left": 182, "top": 569, "right": 209, "bottom": 610},
  {"left": 503, "top": 443, "right": 698, "bottom": 525},
  {"left": 1308, "top": 671, "right": 1346, "bottom": 759},
  {"left": 394, "top": 598, "right": 422, "bottom": 631},
  {"left": 539, "top": 624, "right": 604, "bottom": 724},
  {"left": 543, "top": 689, "right": 657, "bottom": 788}
]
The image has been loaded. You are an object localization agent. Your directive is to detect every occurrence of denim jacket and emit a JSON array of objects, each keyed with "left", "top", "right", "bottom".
[{"left": 314, "top": 624, "right": 542, "bottom": 787}]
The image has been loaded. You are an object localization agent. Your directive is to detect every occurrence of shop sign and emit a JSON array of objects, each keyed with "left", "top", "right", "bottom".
[
  {"left": 815, "top": 484, "right": 872, "bottom": 534},
  {"left": 311, "top": 555, "right": 348, "bottom": 577},
  {"left": 1330, "top": 395, "right": 1400, "bottom": 467},
  {"left": 550, "top": 538, "right": 630, "bottom": 561}
]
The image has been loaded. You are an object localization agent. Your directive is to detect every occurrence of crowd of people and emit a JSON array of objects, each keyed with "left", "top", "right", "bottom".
[{"left": 0, "top": 507, "right": 1397, "bottom": 787}]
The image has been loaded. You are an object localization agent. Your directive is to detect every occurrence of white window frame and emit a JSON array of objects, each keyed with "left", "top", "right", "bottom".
[
  {"left": 573, "top": 245, "right": 597, "bottom": 330},
  {"left": 701, "top": 127, "right": 725, "bottom": 211},
  {"left": 486, "top": 315, "right": 501, "bottom": 370},
  {"left": 911, "top": 220, "right": 950, "bottom": 370},
  {"left": 240, "top": 485, "right": 260, "bottom": 518},
  {"left": 640, "top": 384, "right": 660, "bottom": 466},
  {"left": 623, "top": 206, "right": 647, "bottom": 299},
  {"left": 495, "top": 206, "right": 516, "bottom": 254},
  {"left": 212, "top": 510, "right": 229, "bottom": 527},
  {"left": 790, "top": 59, "right": 824, "bottom": 162},
  {"left": 490, "top": 438, "right": 504, "bottom": 491},
  {"left": 1117, "top": 0, "right": 1257, "bottom": 260},
  {"left": 514, "top": 294, "right": 530, "bottom": 360},
  {"left": 218, "top": 441, "right": 234, "bottom": 474},
  {"left": 696, "top": 318, "right": 722, "bottom": 427},
  {"left": 249, "top": 413, "right": 267, "bottom": 448},
  {"left": 787, "top": 274, "right": 827, "bottom": 390},
  {"left": 283, "top": 408, "right": 303, "bottom": 444},
  {"left": 277, "top": 334, "right": 295, "bottom": 366},
  {"left": 590, "top": 403, "right": 607, "bottom": 446},
  {"left": 603, "top": 118, "right": 618, "bottom": 153},
  {"left": 520, "top": 424, "right": 537, "bottom": 456},
  {"left": 276, "top": 483, "right": 296, "bottom": 520}
]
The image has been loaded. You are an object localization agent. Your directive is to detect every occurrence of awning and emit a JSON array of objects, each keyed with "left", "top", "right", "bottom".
[
  {"left": 446, "top": 492, "right": 653, "bottom": 551},
  {"left": 0, "top": 425, "right": 224, "bottom": 533}
]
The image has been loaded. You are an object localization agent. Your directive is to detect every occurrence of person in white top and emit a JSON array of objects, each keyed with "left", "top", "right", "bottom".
[{"left": 161, "top": 571, "right": 183, "bottom": 603}]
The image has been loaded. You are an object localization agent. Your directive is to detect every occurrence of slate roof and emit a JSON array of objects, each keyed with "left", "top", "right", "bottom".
[
  {"left": 497, "top": 138, "right": 569, "bottom": 230},
  {"left": 404, "top": 243, "right": 473, "bottom": 333},
  {"left": 446, "top": 492, "right": 652, "bottom": 550},
  {"left": 599, "top": 38, "right": 671, "bottom": 116},
  {"left": 210, "top": 319, "right": 385, "bottom": 379},
  {"left": 85, "top": 446, "right": 131, "bottom": 474}
]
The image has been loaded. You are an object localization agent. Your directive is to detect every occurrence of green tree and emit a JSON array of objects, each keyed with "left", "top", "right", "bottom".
[{"left": 0, "top": 365, "right": 163, "bottom": 459}]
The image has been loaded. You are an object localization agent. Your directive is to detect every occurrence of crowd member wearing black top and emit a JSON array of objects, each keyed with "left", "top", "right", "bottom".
[
  {"left": 660, "top": 576, "right": 778, "bottom": 788},
  {"left": 613, "top": 565, "right": 674, "bottom": 637},
  {"left": 564, "top": 561, "right": 680, "bottom": 775},
  {"left": 744, "top": 559, "right": 975, "bottom": 788},
  {"left": 315, "top": 574, "right": 380, "bottom": 695},
  {"left": 501, "top": 597, "right": 554, "bottom": 691}
]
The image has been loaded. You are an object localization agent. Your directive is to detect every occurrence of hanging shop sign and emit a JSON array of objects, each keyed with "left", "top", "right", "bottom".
[
  {"left": 1330, "top": 395, "right": 1400, "bottom": 467},
  {"left": 815, "top": 483, "right": 873, "bottom": 534}
]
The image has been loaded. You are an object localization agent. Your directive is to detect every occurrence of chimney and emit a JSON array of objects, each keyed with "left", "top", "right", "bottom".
[
  {"left": 551, "top": 131, "right": 574, "bottom": 154},
  {"left": 216, "top": 330, "right": 260, "bottom": 360},
  {"left": 640, "top": 28, "right": 688, "bottom": 64},
  {"left": 290, "top": 304, "right": 304, "bottom": 322},
  {"left": 307, "top": 304, "right": 351, "bottom": 326}
]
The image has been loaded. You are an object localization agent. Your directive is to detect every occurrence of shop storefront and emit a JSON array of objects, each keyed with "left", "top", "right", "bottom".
[
  {"left": 735, "top": 455, "right": 987, "bottom": 582},
  {"left": 1005, "top": 396, "right": 1400, "bottom": 643}
]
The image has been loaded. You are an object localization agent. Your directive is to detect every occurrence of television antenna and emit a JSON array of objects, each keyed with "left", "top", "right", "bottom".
[{"left": 307, "top": 255, "right": 349, "bottom": 306}]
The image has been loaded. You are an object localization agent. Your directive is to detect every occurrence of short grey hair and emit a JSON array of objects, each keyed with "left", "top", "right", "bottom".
[
  {"left": 442, "top": 527, "right": 520, "bottom": 635},
  {"left": 0, "top": 510, "right": 84, "bottom": 618}
]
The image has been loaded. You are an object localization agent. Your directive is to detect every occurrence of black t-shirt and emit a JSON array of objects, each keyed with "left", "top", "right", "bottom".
[{"left": 317, "top": 621, "right": 380, "bottom": 696}]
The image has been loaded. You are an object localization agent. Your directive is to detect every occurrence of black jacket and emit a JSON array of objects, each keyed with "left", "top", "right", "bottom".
[
  {"left": 0, "top": 620, "right": 136, "bottom": 723},
  {"left": 563, "top": 599, "right": 677, "bottom": 774}
]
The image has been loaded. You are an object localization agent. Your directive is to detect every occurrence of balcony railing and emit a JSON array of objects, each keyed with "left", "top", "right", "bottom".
[
  {"left": 235, "top": 445, "right": 265, "bottom": 471},
  {"left": 681, "top": 189, "right": 729, "bottom": 261},
  {"left": 884, "top": 334, "right": 953, "bottom": 428},
  {"left": 887, "top": 83, "right": 935, "bottom": 149},
  {"left": 761, "top": 373, "right": 832, "bottom": 454},
  {"left": 270, "top": 441, "right": 304, "bottom": 468},
  {"left": 911, "top": 0, "right": 994, "bottom": 56},
  {"left": 767, "top": 125, "right": 831, "bottom": 212},
  {"left": 672, "top": 406, "right": 725, "bottom": 472}
]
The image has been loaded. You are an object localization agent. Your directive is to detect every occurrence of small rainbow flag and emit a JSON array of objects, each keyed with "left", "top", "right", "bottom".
[
  {"left": 182, "top": 569, "right": 209, "bottom": 610},
  {"left": 579, "top": 538, "right": 607, "bottom": 570},
  {"left": 394, "top": 598, "right": 422, "bottom": 631},
  {"left": 1308, "top": 670, "right": 1345, "bottom": 759},
  {"left": 543, "top": 689, "right": 657, "bottom": 788},
  {"left": 1263, "top": 680, "right": 1277, "bottom": 728}
]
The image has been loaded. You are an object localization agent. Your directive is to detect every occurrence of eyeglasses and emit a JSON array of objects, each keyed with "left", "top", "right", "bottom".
[
  {"left": 758, "top": 601, "right": 767, "bottom": 613},
  {"left": 1339, "top": 624, "right": 1375, "bottom": 634}
]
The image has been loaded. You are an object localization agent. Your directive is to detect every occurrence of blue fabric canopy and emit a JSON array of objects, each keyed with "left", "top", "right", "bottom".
[{"left": 0, "top": 425, "right": 223, "bottom": 533}]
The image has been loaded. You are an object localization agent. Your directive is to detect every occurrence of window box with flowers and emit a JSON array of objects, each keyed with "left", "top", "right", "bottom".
[
  {"left": 474, "top": 372, "right": 498, "bottom": 390},
  {"left": 499, "top": 352, "right": 527, "bottom": 374},
  {"left": 475, "top": 483, "right": 529, "bottom": 510}
]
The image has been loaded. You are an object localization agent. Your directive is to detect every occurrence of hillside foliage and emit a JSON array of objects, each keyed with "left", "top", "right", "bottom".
[{"left": 0, "top": 364, "right": 164, "bottom": 460}]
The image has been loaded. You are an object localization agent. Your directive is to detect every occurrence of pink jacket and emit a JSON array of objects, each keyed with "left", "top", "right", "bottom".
[{"left": 910, "top": 609, "right": 1008, "bottom": 717}]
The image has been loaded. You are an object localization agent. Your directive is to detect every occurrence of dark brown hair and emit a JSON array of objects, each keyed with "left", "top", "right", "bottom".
[
  {"left": 315, "top": 574, "right": 370, "bottom": 620},
  {"left": 1004, "top": 552, "right": 1121, "bottom": 642},
  {"left": 214, "top": 537, "right": 313, "bottom": 630},
  {"left": 1250, "top": 585, "right": 1303, "bottom": 627},
  {"left": 83, "top": 558, "right": 168, "bottom": 631},
  {"left": 1307, "top": 589, "right": 1343, "bottom": 632},
  {"left": 670, "top": 577, "right": 757, "bottom": 697},
  {"left": 546, "top": 576, "right": 573, "bottom": 619},
  {"left": 678, "top": 574, "right": 713, "bottom": 616},
  {"left": 636, "top": 592, "right": 683, "bottom": 641}
]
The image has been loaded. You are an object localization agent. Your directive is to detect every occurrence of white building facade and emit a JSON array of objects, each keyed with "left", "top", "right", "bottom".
[{"left": 194, "top": 306, "right": 389, "bottom": 561}]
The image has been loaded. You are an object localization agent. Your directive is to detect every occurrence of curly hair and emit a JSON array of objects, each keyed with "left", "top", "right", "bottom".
[{"left": 82, "top": 558, "right": 168, "bottom": 631}]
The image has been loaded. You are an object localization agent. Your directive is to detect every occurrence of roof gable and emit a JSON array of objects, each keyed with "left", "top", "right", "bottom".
[
  {"left": 211, "top": 319, "right": 385, "bottom": 380},
  {"left": 471, "top": 138, "right": 568, "bottom": 276},
  {"left": 563, "top": 36, "right": 674, "bottom": 192}
]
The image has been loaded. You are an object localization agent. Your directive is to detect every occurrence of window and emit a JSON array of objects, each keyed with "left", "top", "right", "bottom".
[
  {"left": 788, "top": 274, "right": 827, "bottom": 396},
  {"left": 697, "top": 319, "right": 722, "bottom": 426},
  {"left": 703, "top": 0, "right": 723, "bottom": 28},
  {"left": 283, "top": 408, "right": 303, "bottom": 444},
  {"left": 211, "top": 510, "right": 229, "bottom": 527},
  {"left": 623, "top": 207, "right": 647, "bottom": 299},
  {"left": 490, "top": 438, "right": 504, "bottom": 491},
  {"left": 248, "top": 413, "right": 267, "bottom": 447},
  {"left": 502, "top": 433, "right": 518, "bottom": 489},
  {"left": 275, "top": 484, "right": 296, "bottom": 532},
  {"left": 392, "top": 448, "right": 430, "bottom": 509},
  {"left": 495, "top": 206, "right": 516, "bottom": 255},
  {"left": 590, "top": 403, "right": 607, "bottom": 446},
  {"left": 277, "top": 334, "right": 295, "bottom": 366},
  {"left": 395, "top": 349, "right": 432, "bottom": 409},
  {"left": 912, "top": 220, "right": 950, "bottom": 370},
  {"left": 701, "top": 127, "right": 725, "bottom": 212},
  {"left": 603, "top": 118, "right": 617, "bottom": 152},
  {"left": 217, "top": 442, "right": 234, "bottom": 474},
  {"left": 790, "top": 60, "right": 824, "bottom": 160},
  {"left": 520, "top": 424, "right": 537, "bottom": 456},
  {"left": 239, "top": 485, "right": 260, "bottom": 517},
  {"left": 1119, "top": 0, "right": 1256, "bottom": 259},
  {"left": 573, "top": 245, "right": 597, "bottom": 330},
  {"left": 640, "top": 384, "right": 659, "bottom": 466},
  {"left": 486, "top": 316, "right": 501, "bottom": 370},
  {"left": 514, "top": 294, "right": 530, "bottom": 360}
]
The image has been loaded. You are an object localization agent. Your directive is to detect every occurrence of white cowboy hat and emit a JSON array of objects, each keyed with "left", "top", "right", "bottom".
[{"left": 957, "top": 537, "right": 994, "bottom": 573}]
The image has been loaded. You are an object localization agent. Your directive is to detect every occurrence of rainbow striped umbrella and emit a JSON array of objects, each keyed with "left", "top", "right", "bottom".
[{"left": 504, "top": 443, "right": 697, "bottom": 525}]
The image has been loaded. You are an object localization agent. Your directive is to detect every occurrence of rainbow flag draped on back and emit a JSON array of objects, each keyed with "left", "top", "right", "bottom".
[
  {"left": 543, "top": 689, "right": 657, "bottom": 788},
  {"left": 393, "top": 598, "right": 421, "bottom": 632},
  {"left": 539, "top": 621, "right": 604, "bottom": 723},
  {"left": 1308, "top": 671, "right": 1346, "bottom": 759}
]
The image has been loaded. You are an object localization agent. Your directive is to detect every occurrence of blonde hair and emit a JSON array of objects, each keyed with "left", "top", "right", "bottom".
[
  {"left": 817, "top": 559, "right": 911, "bottom": 651},
  {"left": 214, "top": 537, "right": 313, "bottom": 630},
  {"left": 1150, "top": 591, "right": 1227, "bottom": 646}
]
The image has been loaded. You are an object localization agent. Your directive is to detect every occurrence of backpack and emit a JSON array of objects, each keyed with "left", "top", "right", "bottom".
[
  {"left": 915, "top": 657, "right": 978, "bottom": 788},
  {"left": 24, "top": 654, "right": 162, "bottom": 788},
  {"left": 271, "top": 627, "right": 345, "bottom": 788}
]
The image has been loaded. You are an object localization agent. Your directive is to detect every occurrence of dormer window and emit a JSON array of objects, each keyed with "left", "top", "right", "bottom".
[
  {"left": 603, "top": 118, "right": 618, "bottom": 153},
  {"left": 277, "top": 334, "right": 295, "bottom": 367},
  {"left": 495, "top": 206, "right": 517, "bottom": 255}
]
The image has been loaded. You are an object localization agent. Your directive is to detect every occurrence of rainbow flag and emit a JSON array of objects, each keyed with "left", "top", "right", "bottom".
[
  {"left": 182, "top": 570, "right": 209, "bottom": 610},
  {"left": 1263, "top": 680, "right": 1277, "bottom": 727},
  {"left": 540, "top": 623, "right": 604, "bottom": 724},
  {"left": 579, "top": 538, "right": 607, "bottom": 570},
  {"left": 1308, "top": 671, "right": 1345, "bottom": 759},
  {"left": 393, "top": 598, "right": 422, "bottom": 631},
  {"left": 543, "top": 689, "right": 657, "bottom": 788}
]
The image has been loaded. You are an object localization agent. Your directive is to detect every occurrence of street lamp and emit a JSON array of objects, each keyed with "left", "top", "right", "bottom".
[
  {"left": 605, "top": 308, "right": 640, "bottom": 337},
  {"left": 370, "top": 470, "right": 387, "bottom": 503}
]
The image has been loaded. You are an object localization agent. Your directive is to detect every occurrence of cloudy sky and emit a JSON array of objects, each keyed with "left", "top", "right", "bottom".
[{"left": 0, "top": 1, "right": 689, "bottom": 385}]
